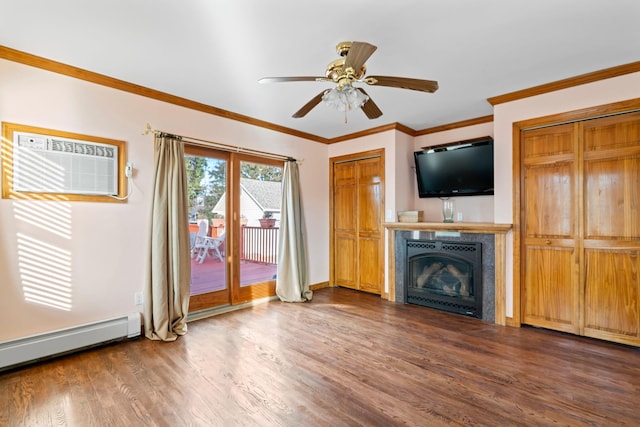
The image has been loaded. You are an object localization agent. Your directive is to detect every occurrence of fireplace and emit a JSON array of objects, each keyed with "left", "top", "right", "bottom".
[{"left": 405, "top": 239, "right": 482, "bottom": 318}]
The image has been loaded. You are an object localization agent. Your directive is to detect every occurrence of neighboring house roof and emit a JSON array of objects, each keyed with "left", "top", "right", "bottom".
[
  {"left": 240, "top": 178, "right": 281, "bottom": 212},
  {"left": 211, "top": 193, "right": 226, "bottom": 215},
  {"left": 211, "top": 178, "right": 281, "bottom": 214}
]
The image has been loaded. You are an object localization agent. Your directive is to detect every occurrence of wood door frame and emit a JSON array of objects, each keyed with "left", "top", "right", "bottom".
[
  {"left": 329, "top": 149, "right": 386, "bottom": 297},
  {"left": 511, "top": 97, "right": 640, "bottom": 327}
]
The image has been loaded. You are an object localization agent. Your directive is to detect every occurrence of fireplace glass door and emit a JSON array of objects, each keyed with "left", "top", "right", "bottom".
[{"left": 406, "top": 240, "right": 482, "bottom": 318}]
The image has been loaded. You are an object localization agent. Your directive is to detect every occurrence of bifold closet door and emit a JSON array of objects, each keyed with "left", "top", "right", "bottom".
[
  {"left": 521, "top": 123, "right": 580, "bottom": 334},
  {"left": 333, "top": 161, "right": 358, "bottom": 290},
  {"left": 355, "top": 157, "right": 383, "bottom": 294},
  {"left": 582, "top": 113, "right": 640, "bottom": 345}
]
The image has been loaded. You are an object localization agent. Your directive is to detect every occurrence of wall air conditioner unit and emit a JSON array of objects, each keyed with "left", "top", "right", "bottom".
[{"left": 13, "top": 132, "right": 119, "bottom": 196}]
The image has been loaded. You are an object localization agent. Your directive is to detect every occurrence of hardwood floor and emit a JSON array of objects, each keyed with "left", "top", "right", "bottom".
[{"left": 1, "top": 287, "right": 638, "bottom": 426}]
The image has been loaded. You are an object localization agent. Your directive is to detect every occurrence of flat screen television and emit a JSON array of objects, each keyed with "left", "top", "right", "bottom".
[{"left": 414, "top": 137, "right": 494, "bottom": 198}]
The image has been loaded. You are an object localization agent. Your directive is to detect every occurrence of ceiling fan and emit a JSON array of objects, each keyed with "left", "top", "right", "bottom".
[{"left": 258, "top": 41, "right": 439, "bottom": 120}]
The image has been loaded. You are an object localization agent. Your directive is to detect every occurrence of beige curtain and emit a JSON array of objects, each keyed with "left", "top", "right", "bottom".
[
  {"left": 276, "top": 160, "right": 312, "bottom": 302},
  {"left": 144, "top": 134, "right": 191, "bottom": 341}
]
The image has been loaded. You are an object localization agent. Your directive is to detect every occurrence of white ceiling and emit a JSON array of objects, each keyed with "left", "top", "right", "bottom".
[{"left": 1, "top": 0, "right": 639, "bottom": 140}]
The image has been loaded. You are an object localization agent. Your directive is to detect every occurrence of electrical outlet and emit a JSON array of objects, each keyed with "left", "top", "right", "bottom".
[
  {"left": 134, "top": 292, "right": 143, "bottom": 305},
  {"left": 125, "top": 162, "right": 133, "bottom": 178}
]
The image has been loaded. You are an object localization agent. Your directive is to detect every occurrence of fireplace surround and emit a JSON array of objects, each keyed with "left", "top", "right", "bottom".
[
  {"left": 392, "top": 229, "right": 498, "bottom": 322},
  {"left": 384, "top": 222, "right": 512, "bottom": 325}
]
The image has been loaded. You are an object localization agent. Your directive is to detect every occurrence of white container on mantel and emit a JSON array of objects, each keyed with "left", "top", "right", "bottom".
[{"left": 397, "top": 211, "right": 423, "bottom": 223}]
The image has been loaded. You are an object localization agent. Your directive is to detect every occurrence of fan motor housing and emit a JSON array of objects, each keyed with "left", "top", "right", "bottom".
[{"left": 325, "top": 59, "right": 366, "bottom": 82}]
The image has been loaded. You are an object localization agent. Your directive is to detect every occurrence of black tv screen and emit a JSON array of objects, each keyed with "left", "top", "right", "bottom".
[{"left": 414, "top": 139, "right": 494, "bottom": 198}]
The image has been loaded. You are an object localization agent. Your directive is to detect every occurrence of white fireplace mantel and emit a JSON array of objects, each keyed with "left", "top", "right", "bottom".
[{"left": 384, "top": 222, "right": 512, "bottom": 325}]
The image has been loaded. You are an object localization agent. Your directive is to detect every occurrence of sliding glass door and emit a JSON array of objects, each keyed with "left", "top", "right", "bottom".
[
  {"left": 233, "top": 155, "right": 283, "bottom": 304},
  {"left": 185, "top": 146, "right": 283, "bottom": 312},
  {"left": 185, "top": 146, "right": 229, "bottom": 311}
]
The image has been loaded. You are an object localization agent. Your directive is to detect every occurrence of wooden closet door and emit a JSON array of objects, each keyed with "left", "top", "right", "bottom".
[
  {"left": 331, "top": 154, "right": 384, "bottom": 295},
  {"left": 521, "top": 123, "right": 580, "bottom": 334},
  {"left": 582, "top": 113, "right": 640, "bottom": 345},
  {"left": 356, "top": 157, "right": 383, "bottom": 294},
  {"left": 333, "top": 161, "right": 358, "bottom": 289}
]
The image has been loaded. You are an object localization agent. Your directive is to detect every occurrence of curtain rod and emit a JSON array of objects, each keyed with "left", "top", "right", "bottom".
[{"left": 143, "top": 124, "right": 297, "bottom": 162}]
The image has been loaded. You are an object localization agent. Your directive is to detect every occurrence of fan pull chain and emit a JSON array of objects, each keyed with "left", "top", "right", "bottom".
[{"left": 344, "top": 103, "right": 352, "bottom": 123}]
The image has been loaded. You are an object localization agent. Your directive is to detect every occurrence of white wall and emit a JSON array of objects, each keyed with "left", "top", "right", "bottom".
[
  {"left": 0, "top": 59, "right": 328, "bottom": 342},
  {"left": 393, "top": 130, "right": 416, "bottom": 220}
]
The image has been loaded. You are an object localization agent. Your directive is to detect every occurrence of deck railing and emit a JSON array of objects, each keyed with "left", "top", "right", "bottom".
[{"left": 240, "top": 226, "right": 279, "bottom": 265}]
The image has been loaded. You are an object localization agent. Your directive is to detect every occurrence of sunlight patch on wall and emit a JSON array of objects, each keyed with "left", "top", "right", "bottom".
[
  {"left": 6, "top": 145, "right": 75, "bottom": 310},
  {"left": 17, "top": 233, "right": 72, "bottom": 311},
  {"left": 12, "top": 198, "right": 72, "bottom": 239}
]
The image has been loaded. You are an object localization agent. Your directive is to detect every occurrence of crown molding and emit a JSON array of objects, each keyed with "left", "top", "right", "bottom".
[
  {"left": 327, "top": 122, "right": 417, "bottom": 144},
  {"left": 488, "top": 61, "right": 640, "bottom": 106},
  {"left": 0, "top": 46, "right": 329, "bottom": 144},
  {"left": 415, "top": 115, "right": 494, "bottom": 136}
]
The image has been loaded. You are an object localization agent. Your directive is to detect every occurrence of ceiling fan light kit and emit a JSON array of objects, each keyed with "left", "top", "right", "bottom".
[
  {"left": 322, "top": 85, "right": 369, "bottom": 111},
  {"left": 322, "top": 84, "right": 370, "bottom": 123},
  {"left": 259, "top": 41, "right": 439, "bottom": 121}
]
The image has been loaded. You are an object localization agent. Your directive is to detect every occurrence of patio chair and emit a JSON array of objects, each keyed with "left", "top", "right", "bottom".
[
  {"left": 190, "top": 219, "right": 225, "bottom": 264},
  {"left": 191, "top": 220, "right": 209, "bottom": 259},
  {"left": 194, "top": 231, "right": 225, "bottom": 264}
]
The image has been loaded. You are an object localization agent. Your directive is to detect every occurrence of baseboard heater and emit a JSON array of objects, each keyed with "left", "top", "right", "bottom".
[{"left": 0, "top": 313, "right": 141, "bottom": 371}]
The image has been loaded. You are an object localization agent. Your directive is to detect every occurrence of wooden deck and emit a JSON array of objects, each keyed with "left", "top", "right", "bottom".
[
  {"left": 2, "top": 287, "right": 639, "bottom": 425},
  {"left": 190, "top": 256, "right": 277, "bottom": 295}
]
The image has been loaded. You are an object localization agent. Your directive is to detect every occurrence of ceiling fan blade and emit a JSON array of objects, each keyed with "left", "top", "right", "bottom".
[
  {"left": 259, "top": 76, "right": 328, "bottom": 84},
  {"left": 292, "top": 91, "right": 326, "bottom": 118},
  {"left": 344, "top": 42, "right": 377, "bottom": 73},
  {"left": 366, "top": 75, "right": 439, "bottom": 93},
  {"left": 357, "top": 88, "right": 383, "bottom": 119}
]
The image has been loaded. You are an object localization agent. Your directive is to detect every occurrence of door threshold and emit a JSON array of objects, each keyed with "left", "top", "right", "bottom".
[{"left": 187, "top": 295, "right": 279, "bottom": 322}]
